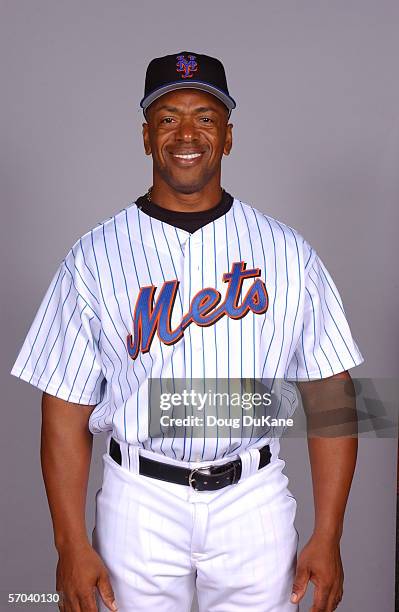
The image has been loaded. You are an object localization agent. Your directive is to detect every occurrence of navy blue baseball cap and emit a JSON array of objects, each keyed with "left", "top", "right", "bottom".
[{"left": 140, "top": 52, "right": 236, "bottom": 118}]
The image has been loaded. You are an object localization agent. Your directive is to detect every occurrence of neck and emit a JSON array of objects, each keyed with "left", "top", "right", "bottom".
[{"left": 149, "top": 176, "right": 223, "bottom": 212}]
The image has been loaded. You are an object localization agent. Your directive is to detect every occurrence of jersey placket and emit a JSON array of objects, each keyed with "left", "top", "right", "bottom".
[
  {"left": 185, "top": 226, "right": 223, "bottom": 461},
  {"left": 186, "top": 232, "right": 205, "bottom": 379}
]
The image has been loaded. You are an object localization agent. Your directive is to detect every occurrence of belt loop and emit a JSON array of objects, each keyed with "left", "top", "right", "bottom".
[
  {"left": 239, "top": 447, "right": 261, "bottom": 481},
  {"left": 119, "top": 441, "right": 129, "bottom": 470},
  {"left": 128, "top": 444, "right": 140, "bottom": 474}
]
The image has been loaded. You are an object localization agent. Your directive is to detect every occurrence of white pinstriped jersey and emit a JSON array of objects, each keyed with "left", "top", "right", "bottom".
[{"left": 11, "top": 197, "right": 363, "bottom": 461}]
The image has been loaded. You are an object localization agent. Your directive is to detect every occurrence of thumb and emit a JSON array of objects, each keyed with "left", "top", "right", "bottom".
[
  {"left": 290, "top": 564, "right": 310, "bottom": 604},
  {"left": 97, "top": 571, "right": 118, "bottom": 611}
]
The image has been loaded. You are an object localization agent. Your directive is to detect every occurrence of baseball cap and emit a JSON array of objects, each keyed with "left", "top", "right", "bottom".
[{"left": 140, "top": 52, "right": 236, "bottom": 118}]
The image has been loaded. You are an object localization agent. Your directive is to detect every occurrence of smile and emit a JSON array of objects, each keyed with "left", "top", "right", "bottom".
[{"left": 172, "top": 153, "right": 203, "bottom": 159}]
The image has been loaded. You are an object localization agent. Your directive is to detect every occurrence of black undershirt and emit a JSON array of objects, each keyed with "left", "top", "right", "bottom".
[{"left": 135, "top": 189, "right": 234, "bottom": 233}]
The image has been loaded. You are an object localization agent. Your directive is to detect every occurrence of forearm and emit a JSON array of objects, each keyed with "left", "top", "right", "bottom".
[
  {"left": 40, "top": 392, "right": 94, "bottom": 553},
  {"left": 308, "top": 436, "right": 357, "bottom": 541},
  {"left": 298, "top": 372, "right": 358, "bottom": 541}
]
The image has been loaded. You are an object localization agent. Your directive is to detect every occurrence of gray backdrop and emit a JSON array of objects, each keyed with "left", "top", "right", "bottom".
[{"left": 1, "top": 1, "right": 398, "bottom": 610}]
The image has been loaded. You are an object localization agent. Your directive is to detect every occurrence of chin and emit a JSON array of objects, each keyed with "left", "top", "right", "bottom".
[
  {"left": 168, "top": 175, "right": 215, "bottom": 195},
  {"left": 174, "top": 184, "right": 204, "bottom": 195},
  {"left": 159, "top": 167, "right": 216, "bottom": 195}
]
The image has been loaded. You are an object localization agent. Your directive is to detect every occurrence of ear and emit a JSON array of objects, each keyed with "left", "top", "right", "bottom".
[
  {"left": 142, "top": 122, "right": 152, "bottom": 156},
  {"left": 223, "top": 123, "right": 233, "bottom": 156}
]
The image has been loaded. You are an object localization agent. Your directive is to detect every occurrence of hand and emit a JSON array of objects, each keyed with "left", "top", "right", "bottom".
[
  {"left": 290, "top": 533, "right": 344, "bottom": 611},
  {"left": 56, "top": 540, "right": 117, "bottom": 611}
]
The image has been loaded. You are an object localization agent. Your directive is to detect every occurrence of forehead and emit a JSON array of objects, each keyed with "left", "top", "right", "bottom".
[{"left": 147, "top": 88, "right": 227, "bottom": 115}]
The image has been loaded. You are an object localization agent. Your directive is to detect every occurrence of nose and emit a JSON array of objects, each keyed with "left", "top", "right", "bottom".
[{"left": 175, "top": 116, "right": 200, "bottom": 142}]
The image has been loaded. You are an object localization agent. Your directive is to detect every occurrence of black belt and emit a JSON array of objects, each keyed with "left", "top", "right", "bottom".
[{"left": 109, "top": 437, "right": 271, "bottom": 491}]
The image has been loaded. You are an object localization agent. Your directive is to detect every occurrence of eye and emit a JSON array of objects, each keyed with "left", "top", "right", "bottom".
[
  {"left": 160, "top": 117, "right": 175, "bottom": 124},
  {"left": 199, "top": 116, "right": 213, "bottom": 123}
]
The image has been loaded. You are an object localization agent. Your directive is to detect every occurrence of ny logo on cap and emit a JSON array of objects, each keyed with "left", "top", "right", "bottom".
[{"left": 176, "top": 54, "right": 198, "bottom": 79}]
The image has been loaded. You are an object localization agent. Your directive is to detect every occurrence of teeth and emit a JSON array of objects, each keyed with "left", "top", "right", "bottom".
[{"left": 173, "top": 153, "right": 202, "bottom": 159}]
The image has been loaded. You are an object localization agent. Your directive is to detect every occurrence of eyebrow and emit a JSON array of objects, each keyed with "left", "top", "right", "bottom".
[{"left": 154, "top": 104, "right": 219, "bottom": 114}]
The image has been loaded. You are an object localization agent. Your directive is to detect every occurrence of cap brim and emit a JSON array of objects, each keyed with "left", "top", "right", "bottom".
[{"left": 140, "top": 80, "right": 236, "bottom": 114}]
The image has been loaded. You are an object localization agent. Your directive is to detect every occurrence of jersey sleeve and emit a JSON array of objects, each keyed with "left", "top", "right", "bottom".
[
  {"left": 285, "top": 249, "right": 364, "bottom": 380},
  {"left": 10, "top": 255, "right": 105, "bottom": 405}
]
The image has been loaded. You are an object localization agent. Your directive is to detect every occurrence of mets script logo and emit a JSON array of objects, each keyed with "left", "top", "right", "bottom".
[
  {"left": 126, "top": 261, "right": 268, "bottom": 360},
  {"left": 176, "top": 54, "right": 198, "bottom": 79}
]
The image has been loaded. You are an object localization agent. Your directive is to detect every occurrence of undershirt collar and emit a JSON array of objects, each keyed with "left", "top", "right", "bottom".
[{"left": 135, "top": 189, "right": 234, "bottom": 233}]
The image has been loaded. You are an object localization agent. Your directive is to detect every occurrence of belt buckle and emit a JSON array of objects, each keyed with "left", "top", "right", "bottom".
[
  {"left": 188, "top": 465, "right": 212, "bottom": 491},
  {"left": 188, "top": 462, "right": 237, "bottom": 491}
]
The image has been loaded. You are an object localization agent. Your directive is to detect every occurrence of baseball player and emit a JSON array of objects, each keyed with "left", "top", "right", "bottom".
[{"left": 11, "top": 52, "right": 363, "bottom": 612}]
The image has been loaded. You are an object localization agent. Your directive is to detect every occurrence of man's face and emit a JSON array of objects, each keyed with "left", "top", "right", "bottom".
[{"left": 142, "top": 89, "right": 233, "bottom": 194}]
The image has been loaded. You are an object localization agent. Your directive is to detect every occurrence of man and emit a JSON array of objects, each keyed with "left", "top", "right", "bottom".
[{"left": 11, "top": 52, "right": 363, "bottom": 611}]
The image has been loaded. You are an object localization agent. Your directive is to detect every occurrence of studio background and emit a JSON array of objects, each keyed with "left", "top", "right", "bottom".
[{"left": 1, "top": 1, "right": 398, "bottom": 611}]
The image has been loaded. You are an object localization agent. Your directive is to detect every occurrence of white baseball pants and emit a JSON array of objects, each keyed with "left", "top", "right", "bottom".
[{"left": 92, "top": 442, "right": 299, "bottom": 612}]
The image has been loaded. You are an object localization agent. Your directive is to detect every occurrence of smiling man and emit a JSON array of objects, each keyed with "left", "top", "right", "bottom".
[{"left": 11, "top": 52, "right": 363, "bottom": 612}]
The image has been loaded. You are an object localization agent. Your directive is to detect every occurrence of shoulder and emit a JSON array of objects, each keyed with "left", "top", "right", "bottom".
[
  {"left": 60, "top": 201, "right": 138, "bottom": 298},
  {"left": 233, "top": 197, "right": 315, "bottom": 266},
  {"left": 64, "top": 201, "right": 137, "bottom": 263}
]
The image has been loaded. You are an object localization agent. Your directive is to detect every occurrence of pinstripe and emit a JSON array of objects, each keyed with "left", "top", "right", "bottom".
[
  {"left": 113, "top": 217, "right": 141, "bottom": 446},
  {"left": 212, "top": 221, "right": 219, "bottom": 460},
  {"left": 102, "top": 224, "right": 129, "bottom": 333},
  {"left": 129, "top": 209, "right": 159, "bottom": 451},
  {"left": 63, "top": 263, "right": 101, "bottom": 321},
  {"left": 78, "top": 237, "right": 96, "bottom": 282},
  {"left": 240, "top": 201, "right": 256, "bottom": 385},
  {"left": 174, "top": 226, "right": 185, "bottom": 256},
  {"left": 42, "top": 297, "right": 80, "bottom": 390},
  {"left": 68, "top": 250, "right": 99, "bottom": 306},
  {"left": 187, "top": 237, "right": 194, "bottom": 461},
  {"left": 171, "top": 224, "right": 188, "bottom": 418},
  {"left": 200, "top": 229, "right": 207, "bottom": 459},
  {"left": 87, "top": 369, "right": 105, "bottom": 405},
  {"left": 98, "top": 342, "right": 117, "bottom": 428},
  {"left": 295, "top": 351, "right": 300, "bottom": 380},
  {"left": 312, "top": 265, "right": 358, "bottom": 366},
  {"left": 78, "top": 353, "right": 97, "bottom": 403},
  {"left": 304, "top": 246, "right": 314, "bottom": 270},
  {"left": 187, "top": 236, "right": 193, "bottom": 388},
  {"left": 241, "top": 202, "right": 272, "bottom": 448},
  {"left": 319, "top": 263, "right": 346, "bottom": 316},
  {"left": 305, "top": 287, "right": 323, "bottom": 378},
  {"left": 153, "top": 217, "right": 180, "bottom": 459},
  {"left": 30, "top": 280, "right": 76, "bottom": 385},
  {"left": 300, "top": 328, "right": 310, "bottom": 379},
  {"left": 17, "top": 266, "right": 65, "bottom": 378},
  {"left": 87, "top": 339, "right": 111, "bottom": 424},
  {"left": 54, "top": 309, "right": 86, "bottom": 395},
  {"left": 136, "top": 212, "right": 162, "bottom": 326},
  {"left": 319, "top": 260, "right": 346, "bottom": 317},
  {"left": 95, "top": 399, "right": 111, "bottom": 429},
  {"left": 67, "top": 338, "right": 90, "bottom": 402},
  {"left": 90, "top": 230, "right": 128, "bottom": 410},
  {"left": 271, "top": 221, "right": 290, "bottom": 383},
  {"left": 222, "top": 213, "right": 232, "bottom": 458},
  {"left": 251, "top": 208, "right": 272, "bottom": 443},
  {"left": 67, "top": 258, "right": 123, "bottom": 412},
  {"left": 136, "top": 208, "right": 169, "bottom": 456},
  {"left": 302, "top": 275, "right": 334, "bottom": 376},
  {"left": 159, "top": 219, "right": 186, "bottom": 366},
  {"left": 284, "top": 230, "right": 302, "bottom": 374},
  {"left": 260, "top": 216, "right": 278, "bottom": 380},
  {"left": 123, "top": 208, "right": 153, "bottom": 450},
  {"left": 176, "top": 225, "right": 190, "bottom": 459},
  {"left": 307, "top": 270, "right": 345, "bottom": 371},
  {"left": 231, "top": 203, "right": 245, "bottom": 452}
]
